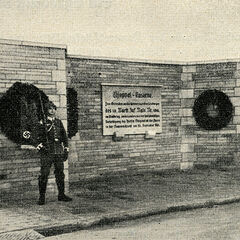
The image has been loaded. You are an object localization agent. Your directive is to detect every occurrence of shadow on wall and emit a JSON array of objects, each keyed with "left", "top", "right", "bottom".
[{"left": 194, "top": 155, "right": 236, "bottom": 170}]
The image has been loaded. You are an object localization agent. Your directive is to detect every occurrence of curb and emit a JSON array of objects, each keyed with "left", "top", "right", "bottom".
[{"left": 35, "top": 196, "right": 240, "bottom": 237}]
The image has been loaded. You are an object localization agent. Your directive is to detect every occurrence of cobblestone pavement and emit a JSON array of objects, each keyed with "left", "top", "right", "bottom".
[
  {"left": 0, "top": 230, "right": 44, "bottom": 240},
  {"left": 0, "top": 208, "right": 52, "bottom": 234},
  {"left": 1, "top": 166, "right": 240, "bottom": 239}
]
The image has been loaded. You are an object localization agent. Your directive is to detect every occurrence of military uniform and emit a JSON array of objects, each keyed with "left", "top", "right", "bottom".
[{"left": 37, "top": 102, "right": 72, "bottom": 205}]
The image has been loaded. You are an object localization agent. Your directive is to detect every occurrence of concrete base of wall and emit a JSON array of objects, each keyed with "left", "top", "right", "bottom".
[{"left": 180, "top": 162, "right": 194, "bottom": 170}]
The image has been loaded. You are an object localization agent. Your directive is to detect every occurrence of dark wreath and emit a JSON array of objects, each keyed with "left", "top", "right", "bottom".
[
  {"left": 0, "top": 82, "right": 49, "bottom": 145},
  {"left": 67, "top": 88, "right": 78, "bottom": 139},
  {"left": 193, "top": 89, "right": 233, "bottom": 130}
]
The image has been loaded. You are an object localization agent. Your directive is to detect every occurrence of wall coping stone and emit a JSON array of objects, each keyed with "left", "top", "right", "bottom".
[
  {"left": 68, "top": 54, "right": 185, "bottom": 65},
  {"left": 68, "top": 54, "right": 240, "bottom": 66},
  {"left": 0, "top": 38, "right": 67, "bottom": 49}
]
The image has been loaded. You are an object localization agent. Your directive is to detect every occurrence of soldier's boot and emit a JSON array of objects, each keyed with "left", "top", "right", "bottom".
[
  {"left": 38, "top": 178, "right": 47, "bottom": 205},
  {"left": 56, "top": 177, "right": 72, "bottom": 202},
  {"left": 38, "top": 195, "right": 45, "bottom": 205}
]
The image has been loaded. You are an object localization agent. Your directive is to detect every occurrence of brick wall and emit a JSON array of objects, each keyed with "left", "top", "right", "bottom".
[
  {"left": 67, "top": 57, "right": 183, "bottom": 183},
  {"left": 1, "top": 38, "right": 240, "bottom": 196},
  {"left": 0, "top": 39, "right": 68, "bottom": 197},
  {"left": 181, "top": 63, "right": 240, "bottom": 166}
]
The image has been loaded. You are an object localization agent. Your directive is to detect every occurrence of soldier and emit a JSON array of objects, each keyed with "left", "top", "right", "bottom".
[{"left": 36, "top": 101, "right": 72, "bottom": 205}]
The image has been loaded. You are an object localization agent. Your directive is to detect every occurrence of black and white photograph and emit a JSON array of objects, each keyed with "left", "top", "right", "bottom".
[{"left": 0, "top": 0, "right": 240, "bottom": 239}]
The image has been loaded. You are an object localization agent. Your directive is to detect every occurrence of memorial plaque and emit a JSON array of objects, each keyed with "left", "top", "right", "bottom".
[{"left": 102, "top": 84, "right": 162, "bottom": 136}]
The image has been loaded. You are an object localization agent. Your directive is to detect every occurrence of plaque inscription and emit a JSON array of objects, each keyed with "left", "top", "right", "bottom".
[{"left": 102, "top": 84, "right": 162, "bottom": 136}]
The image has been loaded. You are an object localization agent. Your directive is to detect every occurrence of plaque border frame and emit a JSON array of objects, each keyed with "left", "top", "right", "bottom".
[{"left": 101, "top": 83, "right": 163, "bottom": 136}]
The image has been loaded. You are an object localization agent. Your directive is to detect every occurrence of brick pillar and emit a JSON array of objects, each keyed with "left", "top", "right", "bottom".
[
  {"left": 232, "top": 62, "right": 240, "bottom": 165},
  {"left": 50, "top": 57, "right": 69, "bottom": 193},
  {"left": 179, "top": 65, "right": 197, "bottom": 170},
  {"left": 234, "top": 63, "right": 240, "bottom": 134}
]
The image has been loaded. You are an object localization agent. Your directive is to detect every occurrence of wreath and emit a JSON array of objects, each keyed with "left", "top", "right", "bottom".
[
  {"left": 0, "top": 82, "right": 49, "bottom": 145},
  {"left": 67, "top": 88, "right": 78, "bottom": 138},
  {"left": 193, "top": 89, "right": 233, "bottom": 130},
  {"left": 0, "top": 82, "right": 79, "bottom": 144}
]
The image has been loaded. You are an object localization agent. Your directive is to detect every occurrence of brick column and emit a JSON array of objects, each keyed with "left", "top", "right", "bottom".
[
  {"left": 49, "top": 55, "right": 69, "bottom": 193},
  {"left": 234, "top": 63, "right": 240, "bottom": 134},
  {"left": 180, "top": 65, "right": 197, "bottom": 170}
]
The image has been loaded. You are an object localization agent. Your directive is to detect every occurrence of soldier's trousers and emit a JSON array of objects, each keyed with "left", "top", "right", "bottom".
[{"left": 38, "top": 155, "right": 65, "bottom": 196}]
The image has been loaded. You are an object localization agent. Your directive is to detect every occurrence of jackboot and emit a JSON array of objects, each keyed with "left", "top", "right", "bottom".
[
  {"left": 56, "top": 177, "right": 72, "bottom": 202},
  {"left": 58, "top": 194, "right": 72, "bottom": 202},
  {"left": 38, "top": 177, "right": 48, "bottom": 205},
  {"left": 38, "top": 194, "right": 45, "bottom": 205}
]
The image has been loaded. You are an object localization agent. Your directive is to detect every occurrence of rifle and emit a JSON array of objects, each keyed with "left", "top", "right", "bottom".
[{"left": 38, "top": 93, "right": 50, "bottom": 151}]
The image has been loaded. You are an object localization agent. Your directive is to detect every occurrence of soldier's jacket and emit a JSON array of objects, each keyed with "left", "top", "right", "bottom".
[{"left": 38, "top": 117, "right": 68, "bottom": 155}]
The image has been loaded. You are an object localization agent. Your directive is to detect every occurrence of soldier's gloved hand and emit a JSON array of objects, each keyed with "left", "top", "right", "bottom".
[
  {"left": 64, "top": 147, "right": 69, "bottom": 153},
  {"left": 36, "top": 143, "right": 44, "bottom": 151},
  {"left": 36, "top": 143, "right": 48, "bottom": 155},
  {"left": 62, "top": 147, "right": 69, "bottom": 161}
]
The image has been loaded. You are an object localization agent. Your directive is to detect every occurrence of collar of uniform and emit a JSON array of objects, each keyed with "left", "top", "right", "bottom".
[{"left": 47, "top": 116, "right": 55, "bottom": 121}]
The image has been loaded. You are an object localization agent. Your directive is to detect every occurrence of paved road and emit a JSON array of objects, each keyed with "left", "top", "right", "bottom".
[{"left": 45, "top": 202, "right": 240, "bottom": 240}]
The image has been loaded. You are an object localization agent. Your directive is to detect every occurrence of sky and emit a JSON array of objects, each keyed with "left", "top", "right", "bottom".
[{"left": 0, "top": 0, "right": 240, "bottom": 61}]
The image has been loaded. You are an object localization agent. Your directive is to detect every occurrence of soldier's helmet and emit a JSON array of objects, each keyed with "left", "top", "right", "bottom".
[{"left": 46, "top": 101, "right": 57, "bottom": 110}]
